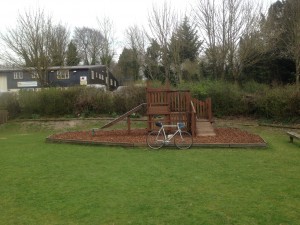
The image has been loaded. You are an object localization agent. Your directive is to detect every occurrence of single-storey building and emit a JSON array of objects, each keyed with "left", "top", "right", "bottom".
[{"left": 0, "top": 65, "right": 119, "bottom": 92}]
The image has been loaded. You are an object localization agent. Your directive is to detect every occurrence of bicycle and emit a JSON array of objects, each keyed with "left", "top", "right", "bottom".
[{"left": 146, "top": 122, "right": 193, "bottom": 149}]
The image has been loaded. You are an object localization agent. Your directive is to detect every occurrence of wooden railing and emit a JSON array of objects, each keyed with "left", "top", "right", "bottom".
[
  {"left": 190, "top": 101, "right": 197, "bottom": 137},
  {"left": 191, "top": 97, "right": 212, "bottom": 122},
  {"left": 147, "top": 89, "right": 191, "bottom": 113},
  {"left": 146, "top": 82, "right": 212, "bottom": 134},
  {"left": 0, "top": 110, "right": 8, "bottom": 124},
  {"left": 147, "top": 89, "right": 192, "bottom": 130}
]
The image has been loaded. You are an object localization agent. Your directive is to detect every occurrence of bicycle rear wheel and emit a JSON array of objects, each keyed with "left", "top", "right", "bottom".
[
  {"left": 147, "top": 131, "right": 164, "bottom": 149},
  {"left": 174, "top": 131, "right": 193, "bottom": 149}
]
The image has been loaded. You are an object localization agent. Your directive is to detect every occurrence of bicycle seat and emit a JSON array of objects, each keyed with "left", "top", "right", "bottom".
[
  {"left": 155, "top": 122, "right": 163, "bottom": 127},
  {"left": 178, "top": 122, "right": 185, "bottom": 129}
]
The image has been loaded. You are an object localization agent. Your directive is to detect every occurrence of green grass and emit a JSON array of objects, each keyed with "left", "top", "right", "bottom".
[{"left": 0, "top": 120, "right": 299, "bottom": 225}]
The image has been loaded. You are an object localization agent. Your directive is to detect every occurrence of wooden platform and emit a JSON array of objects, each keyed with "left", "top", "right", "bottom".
[
  {"left": 146, "top": 82, "right": 214, "bottom": 136},
  {"left": 196, "top": 119, "right": 216, "bottom": 136}
]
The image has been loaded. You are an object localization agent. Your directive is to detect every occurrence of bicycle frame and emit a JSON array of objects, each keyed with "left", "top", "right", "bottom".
[
  {"left": 147, "top": 121, "right": 193, "bottom": 149},
  {"left": 156, "top": 123, "right": 184, "bottom": 143}
]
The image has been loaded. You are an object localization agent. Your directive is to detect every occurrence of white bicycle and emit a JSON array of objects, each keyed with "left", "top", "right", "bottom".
[{"left": 146, "top": 122, "right": 193, "bottom": 149}]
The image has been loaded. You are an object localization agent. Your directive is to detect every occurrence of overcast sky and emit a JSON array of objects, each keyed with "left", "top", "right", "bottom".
[
  {"left": 0, "top": 0, "right": 190, "bottom": 48},
  {"left": 0, "top": 0, "right": 274, "bottom": 59}
]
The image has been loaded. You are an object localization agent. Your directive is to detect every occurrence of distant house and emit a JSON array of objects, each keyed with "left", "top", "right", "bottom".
[{"left": 0, "top": 65, "right": 119, "bottom": 92}]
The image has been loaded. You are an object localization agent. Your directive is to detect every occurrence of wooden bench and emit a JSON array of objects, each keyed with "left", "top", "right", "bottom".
[{"left": 287, "top": 131, "right": 300, "bottom": 143}]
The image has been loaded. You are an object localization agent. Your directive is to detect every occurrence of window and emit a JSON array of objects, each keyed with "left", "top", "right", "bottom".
[
  {"left": 91, "top": 71, "right": 95, "bottom": 79},
  {"left": 110, "top": 79, "right": 113, "bottom": 85},
  {"left": 31, "top": 71, "right": 38, "bottom": 79},
  {"left": 13, "top": 71, "right": 23, "bottom": 79},
  {"left": 57, "top": 70, "right": 69, "bottom": 79},
  {"left": 114, "top": 81, "right": 116, "bottom": 87}
]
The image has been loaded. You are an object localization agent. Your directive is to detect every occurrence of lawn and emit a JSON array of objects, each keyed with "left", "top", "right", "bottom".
[{"left": 0, "top": 120, "right": 299, "bottom": 225}]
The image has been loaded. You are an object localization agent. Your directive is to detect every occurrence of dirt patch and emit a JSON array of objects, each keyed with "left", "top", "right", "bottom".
[
  {"left": 48, "top": 127, "right": 266, "bottom": 146},
  {"left": 20, "top": 120, "right": 86, "bottom": 131}
]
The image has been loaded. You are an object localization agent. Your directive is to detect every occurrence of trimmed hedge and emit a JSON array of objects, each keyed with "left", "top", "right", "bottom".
[
  {"left": 0, "top": 85, "right": 146, "bottom": 119},
  {"left": 178, "top": 80, "right": 299, "bottom": 122},
  {"left": 0, "top": 82, "right": 299, "bottom": 122}
]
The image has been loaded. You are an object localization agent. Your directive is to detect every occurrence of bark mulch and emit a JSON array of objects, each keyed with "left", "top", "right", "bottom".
[{"left": 47, "top": 127, "right": 266, "bottom": 148}]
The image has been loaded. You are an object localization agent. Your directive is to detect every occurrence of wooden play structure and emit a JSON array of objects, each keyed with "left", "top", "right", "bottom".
[
  {"left": 100, "top": 82, "right": 215, "bottom": 137},
  {"left": 146, "top": 82, "right": 214, "bottom": 137}
]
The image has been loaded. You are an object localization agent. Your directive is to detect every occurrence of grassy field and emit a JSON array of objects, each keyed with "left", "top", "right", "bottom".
[{"left": 0, "top": 119, "right": 299, "bottom": 225}]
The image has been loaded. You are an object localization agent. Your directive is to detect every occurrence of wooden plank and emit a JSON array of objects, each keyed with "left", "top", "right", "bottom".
[
  {"left": 147, "top": 105, "right": 170, "bottom": 115},
  {"left": 101, "top": 103, "right": 146, "bottom": 129}
]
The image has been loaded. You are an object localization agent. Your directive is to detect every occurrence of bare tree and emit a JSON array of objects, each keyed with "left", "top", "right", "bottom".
[
  {"left": 194, "top": 0, "right": 263, "bottom": 81},
  {"left": 193, "top": 0, "right": 219, "bottom": 78},
  {"left": 97, "top": 16, "right": 116, "bottom": 89},
  {"left": 125, "top": 25, "right": 146, "bottom": 79},
  {"left": 283, "top": 0, "right": 300, "bottom": 87},
  {"left": 0, "top": 8, "right": 61, "bottom": 86},
  {"left": 49, "top": 24, "right": 70, "bottom": 66},
  {"left": 147, "top": 1, "right": 178, "bottom": 81},
  {"left": 73, "top": 27, "right": 103, "bottom": 65}
]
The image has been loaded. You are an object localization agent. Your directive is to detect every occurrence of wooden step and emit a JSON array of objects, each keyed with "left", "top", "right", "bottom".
[{"left": 196, "top": 119, "right": 216, "bottom": 136}]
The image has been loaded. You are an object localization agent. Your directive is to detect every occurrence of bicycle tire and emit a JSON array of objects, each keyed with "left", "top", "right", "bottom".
[
  {"left": 174, "top": 131, "right": 193, "bottom": 149},
  {"left": 147, "top": 131, "right": 164, "bottom": 149}
]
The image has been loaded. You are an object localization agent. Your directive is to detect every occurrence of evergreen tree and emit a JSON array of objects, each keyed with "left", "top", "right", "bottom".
[
  {"left": 169, "top": 16, "right": 203, "bottom": 82},
  {"left": 243, "top": 0, "right": 297, "bottom": 84},
  {"left": 175, "top": 16, "right": 202, "bottom": 63},
  {"left": 144, "top": 39, "right": 165, "bottom": 82},
  {"left": 66, "top": 41, "right": 80, "bottom": 66},
  {"left": 118, "top": 48, "right": 140, "bottom": 82}
]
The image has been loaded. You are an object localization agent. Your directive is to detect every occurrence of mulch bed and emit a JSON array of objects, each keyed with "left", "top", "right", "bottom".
[{"left": 47, "top": 127, "right": 266, "bottom": 148}]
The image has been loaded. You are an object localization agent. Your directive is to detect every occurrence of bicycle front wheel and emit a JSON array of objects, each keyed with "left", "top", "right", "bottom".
[
  {"left": 174, "top": 131, "right": 193, "bottom": 149},
  {"left": 147, "top": 131, "right": 165, "bottom": 149}
]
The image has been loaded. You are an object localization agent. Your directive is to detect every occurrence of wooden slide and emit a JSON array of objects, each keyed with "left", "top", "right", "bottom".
[{"left": 100, "top": 103, "right": 147, "bottom": 129}]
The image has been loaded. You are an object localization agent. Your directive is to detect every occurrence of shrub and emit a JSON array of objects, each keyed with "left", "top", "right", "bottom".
[
  {"left": 1, "top": 81, "right": 298, "bottom": 122},
  {"left": 0, "top": 92, "right": 20, "bottom": 118},
  {"left": 178, "top": 80, "right": 299, "bottom": 121},
  {"left": 241, "top": 80, "right": 269, "bottom": 94},
  {"left": 255, "top": 85, "right": 299, "bottom": 121},
  {"left": 74, "top": 87, "right": 113, "bottom": 116},
  {"left": 18, "top": 88, "right": 79, "bottom": 117},
  {"left": 179, "top": 80, "right": 247, "bottom": 117},
  {"left": 113, "top": 85, "right": 146, "bottom": 114},
  {"left": 18, "top": 90, "right": 41, "bottom": 116}
]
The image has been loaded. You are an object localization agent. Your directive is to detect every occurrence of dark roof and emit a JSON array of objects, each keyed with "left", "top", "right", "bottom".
[
  {"left": 0, "top": 65, "right": 107, "bottom": 72},
  {"left": 48, "top": 65, "right": 106, "bottom": 70}
]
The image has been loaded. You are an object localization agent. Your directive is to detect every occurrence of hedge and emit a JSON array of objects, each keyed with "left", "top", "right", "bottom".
[{"left": 0, "top": 81, "right": 299, "bottom": 122}]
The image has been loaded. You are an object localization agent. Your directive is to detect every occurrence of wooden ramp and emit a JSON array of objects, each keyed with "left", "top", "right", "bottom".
[
  {"left": 100, "top": 103, "right": 146, "bottom": 129},
  {"left": 196, "top": 119, "right": 216, "bottom": 136}
]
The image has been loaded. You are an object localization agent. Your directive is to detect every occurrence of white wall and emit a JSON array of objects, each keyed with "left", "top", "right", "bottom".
[{"left": 0, "top": 75, "right": 7, "bottom": 92}]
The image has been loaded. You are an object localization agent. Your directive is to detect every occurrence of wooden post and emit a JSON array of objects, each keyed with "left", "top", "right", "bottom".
[
  {"left": 207, "top": 98, "right": 212, "bottom": 122},
  {"left": 186, "top": 91, "right": 191, "bottom": 132},
  {"left": 127, "top": 116, "right": 131, "bottom": 134}
]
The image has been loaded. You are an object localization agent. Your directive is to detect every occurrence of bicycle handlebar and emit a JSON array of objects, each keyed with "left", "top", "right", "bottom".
[{"left": 155, "top": 122, "right": 185, "bottom": 129}]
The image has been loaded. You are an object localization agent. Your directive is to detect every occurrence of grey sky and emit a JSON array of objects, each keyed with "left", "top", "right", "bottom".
[{"left": 0, "top": 0, "right": 274, "bottom": 59}]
